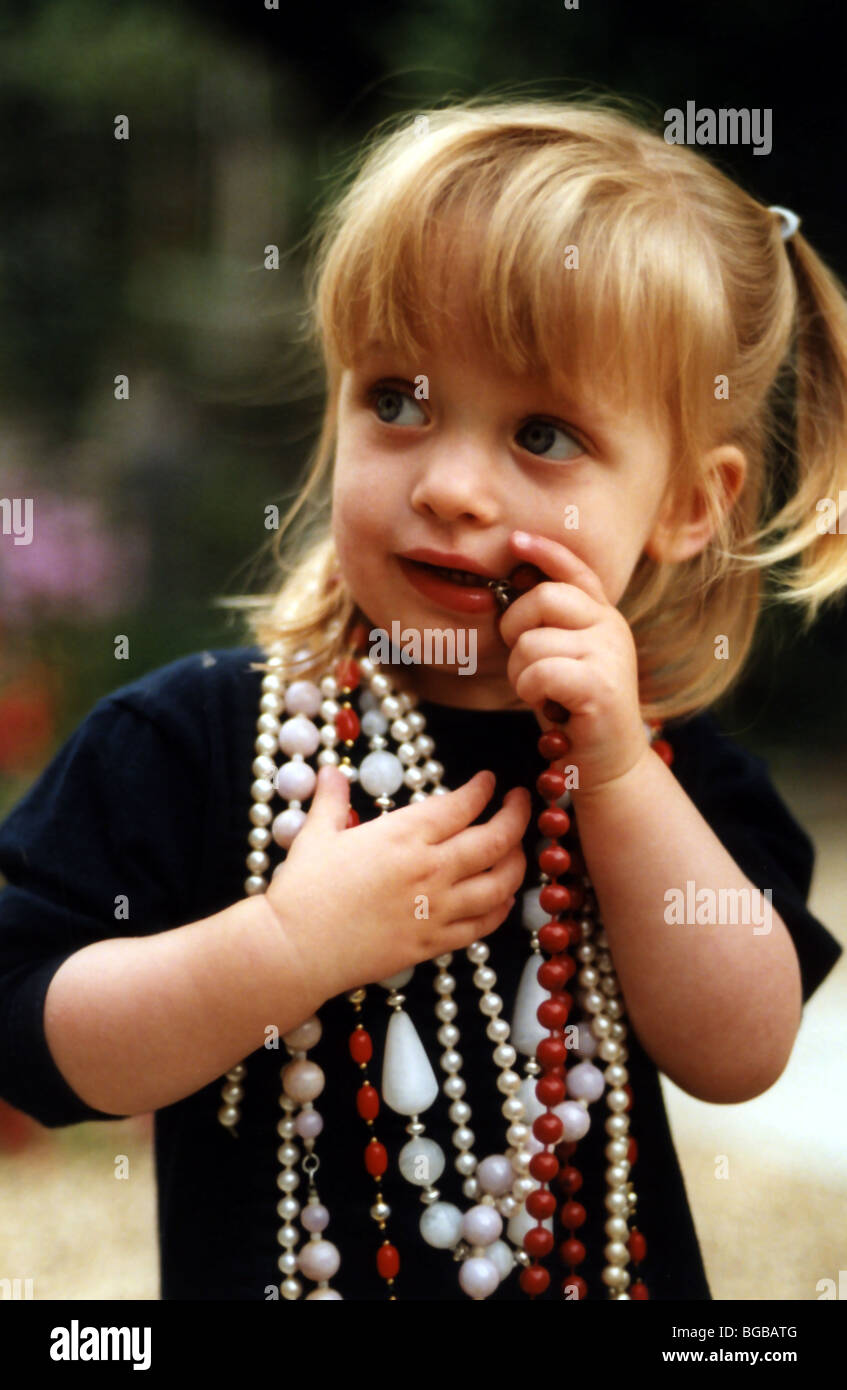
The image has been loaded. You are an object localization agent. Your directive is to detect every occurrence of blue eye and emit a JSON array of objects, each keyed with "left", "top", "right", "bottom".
[
  {"left": 369, "top": 384, "right": 426, "bottom": 425},
  {"left": 517, "top": 418, "right": 584, "bottom": 462},
  {"left": 364, "top": 382, "right": 585, "bottom": 459}
]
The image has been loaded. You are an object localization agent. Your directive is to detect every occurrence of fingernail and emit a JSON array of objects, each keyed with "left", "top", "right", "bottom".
[{"left": 512, "top": 530, "right": 530, "bottom": 546}]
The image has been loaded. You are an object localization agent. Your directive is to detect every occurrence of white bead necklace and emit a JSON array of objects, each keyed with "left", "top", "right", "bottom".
[{"left": 221, "top": 639, "right": 651, "bottom": 1300}]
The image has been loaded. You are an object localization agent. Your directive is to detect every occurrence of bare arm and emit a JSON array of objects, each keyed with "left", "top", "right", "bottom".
[
  {"left": 43, "top": 894, "right": 321, "bottom": 1117},
  {"left": 42, "top": 765, "right": 531, "bottom": 1118},
  {"left": 571, "top": 746, "right": 804, "bottom": 1104}
]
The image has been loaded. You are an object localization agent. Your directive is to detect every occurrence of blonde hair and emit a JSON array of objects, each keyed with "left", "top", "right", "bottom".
[{"left": 219, "top": 93, "right": 847, "bottom": 722}]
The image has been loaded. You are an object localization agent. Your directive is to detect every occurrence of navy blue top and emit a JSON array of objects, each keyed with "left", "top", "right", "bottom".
[{"left": 0, "top": 647, "right": 841, "bottom": 1301}]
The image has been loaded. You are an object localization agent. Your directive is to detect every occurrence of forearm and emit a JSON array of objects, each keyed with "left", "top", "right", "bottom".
[
  {"left": 43, "top": 894, "right": 324, "bottom": 1116},
  {"left": 570, "top": 747, "right": 803, "bottom": 1103}
]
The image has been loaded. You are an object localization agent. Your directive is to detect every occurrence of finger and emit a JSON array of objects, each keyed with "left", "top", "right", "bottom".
[
  {"left": 447, "top": 844, "right": 527, "bottom": 920},
  {"left": 513, "top": 655, "right": 593, "bottom": 710},
  {"left": 302, "top": 763, "right": 351, "bottom": 833},
  {"left": 418, "top": 769, "right": 496, "bottom": 844},
  {"left": 443, "top": 895, "right": 517, "bottom": 951},
  {"left": 507, "top": 627, "right": 587, "bottom": 671},
  {"left": 509, "top": 530, "right": 609, "bottom": 605},
  {"left": 449, "top": 785, "right": 532, "bottom": 879},
  {"left": 498, "top": 583, "right": 598, "bottom": 649}
]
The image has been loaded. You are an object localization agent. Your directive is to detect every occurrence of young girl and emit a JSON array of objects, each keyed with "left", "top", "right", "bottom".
[{"left": 0, "top": 96, "right": 844, "bottom": 1303}]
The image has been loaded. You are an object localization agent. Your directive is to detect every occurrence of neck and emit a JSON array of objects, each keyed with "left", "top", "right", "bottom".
[{"left": 391, "top": 668, "right": 534, "bottom": 713}]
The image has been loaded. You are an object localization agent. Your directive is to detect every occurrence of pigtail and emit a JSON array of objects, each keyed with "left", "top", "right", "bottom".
[{"left": 744, "top": 234, "right": 847, "bottom": 624}]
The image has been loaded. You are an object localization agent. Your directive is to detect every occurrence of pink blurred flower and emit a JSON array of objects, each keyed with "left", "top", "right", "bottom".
[{"left": 0, "top": 489, "right": 150, "bottom": 623}]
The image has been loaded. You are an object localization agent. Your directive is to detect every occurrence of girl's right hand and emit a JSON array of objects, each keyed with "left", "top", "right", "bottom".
[{"left": 262, "top": 764, "right": 532, "bottom": 1003}]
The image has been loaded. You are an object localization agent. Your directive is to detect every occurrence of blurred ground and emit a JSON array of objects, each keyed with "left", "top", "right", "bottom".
[
  {"left": 0, "top": 1111, "right": 157, "bottom": 1299},
  {"left": 661, "top": 745, "right": 847, "bottom": 1301},
  {"left": 0, "top": 750, "right": 843, "bottom": 1301}
]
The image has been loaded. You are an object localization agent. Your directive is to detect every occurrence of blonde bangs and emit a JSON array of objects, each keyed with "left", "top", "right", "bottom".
[{"left": 312, "top": 106, "right": 734, "bottom": 456}]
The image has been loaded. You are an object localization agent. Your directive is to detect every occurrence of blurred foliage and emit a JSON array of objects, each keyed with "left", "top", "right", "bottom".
[{"left": 0, "top": 0, "right": 844, "bottom": 794}]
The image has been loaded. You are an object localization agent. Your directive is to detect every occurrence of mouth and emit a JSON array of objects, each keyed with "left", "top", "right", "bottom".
[
  {"left": 397, "top": 555, "right": 500, "bottom": 615},
  {"left": 403, "top": 558, "right": 494, "bottom": 586},
  {"left": 396, "top": 553, "right": 546, "bottom": 619}
]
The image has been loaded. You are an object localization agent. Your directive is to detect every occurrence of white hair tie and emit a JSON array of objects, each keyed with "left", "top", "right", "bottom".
[{"left": 768, "top": 205, "right": 801, "bottom": 240}]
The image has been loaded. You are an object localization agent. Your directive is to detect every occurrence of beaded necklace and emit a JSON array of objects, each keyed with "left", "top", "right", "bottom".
[{"left": 217, "top": 586, "right": 674, "bottom": 1300}]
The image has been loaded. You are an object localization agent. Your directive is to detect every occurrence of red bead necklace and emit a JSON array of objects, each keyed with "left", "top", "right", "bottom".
[
  {"left": 491, "top": 562, "right": 672, "bottom": 1297},
  {"left": 329, "top": 586, "right": 674, "bottom": 1298}
]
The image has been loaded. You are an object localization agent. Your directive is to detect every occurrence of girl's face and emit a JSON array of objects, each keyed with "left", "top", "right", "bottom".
[{"left": 332, "top": 337, "right": 676, "bottom": 710}]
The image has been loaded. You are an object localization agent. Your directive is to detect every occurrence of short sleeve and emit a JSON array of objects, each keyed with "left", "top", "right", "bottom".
[
  {"left": 666, "top": 712, "right": 843, "bottom": 1005},
  {"left": 0, "top": 692, "right": 210, "bottom": 1127}
]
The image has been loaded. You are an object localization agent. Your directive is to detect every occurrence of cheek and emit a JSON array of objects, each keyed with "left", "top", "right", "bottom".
[
  {"left": 331, "top": 477, "right": 386, "bottom": 588},
  {"left": 552, "top": 517, "right": 629, "bottom": 603},
  {"left": 336, "top": 488, "right": 383, "bottom": 549}
]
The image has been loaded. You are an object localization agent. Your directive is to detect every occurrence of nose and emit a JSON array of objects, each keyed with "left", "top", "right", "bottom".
[{"left": 409, "top": 443, "right": 500, "bottom": 524}]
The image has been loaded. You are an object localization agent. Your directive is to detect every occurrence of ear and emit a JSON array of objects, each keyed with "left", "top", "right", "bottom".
[{"left": 644, "top": 445, "right": 747, "bottom": 563}]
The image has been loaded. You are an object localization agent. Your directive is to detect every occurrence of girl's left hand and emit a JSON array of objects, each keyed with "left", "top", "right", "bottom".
[{"left": 497, "top": 530, "right": 652, "bottom": 797}]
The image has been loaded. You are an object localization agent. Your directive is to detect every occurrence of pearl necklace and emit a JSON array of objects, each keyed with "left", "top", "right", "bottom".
[{"left": 220, "top": 625, "right": 673, "bottom": 1300}]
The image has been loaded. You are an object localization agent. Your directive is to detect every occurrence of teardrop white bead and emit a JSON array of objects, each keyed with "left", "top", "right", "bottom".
[
  {"left": 381, "top": 1010, "right": 439, "bottom": 1115},
  {"left": 510, "top": 954, "right": 548, "bottom": 1056}
]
